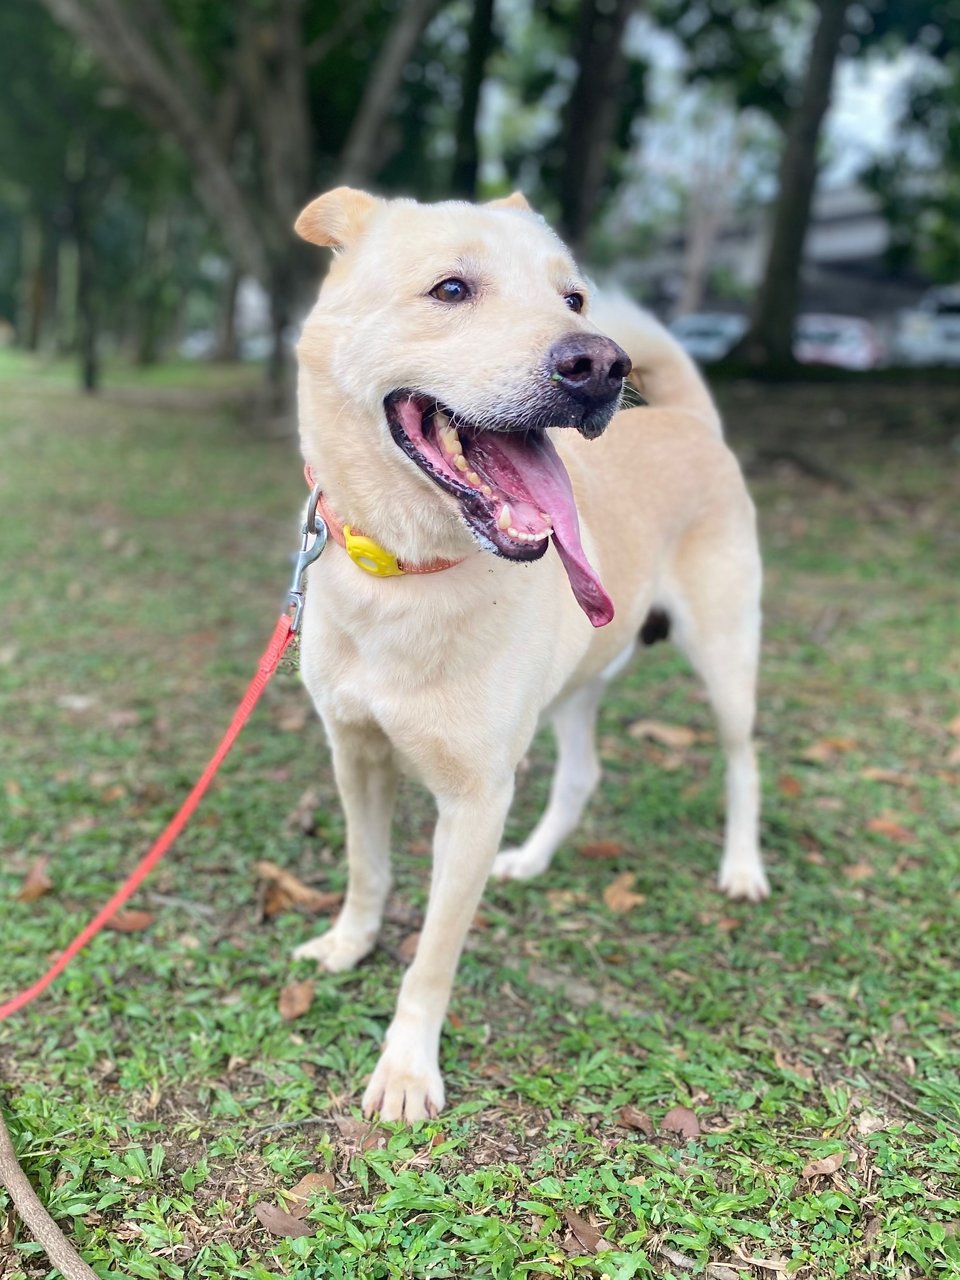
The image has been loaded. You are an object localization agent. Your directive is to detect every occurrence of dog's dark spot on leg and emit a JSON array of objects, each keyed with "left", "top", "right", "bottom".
[{"left": 640, "top": 607, "right": 670, "bottom": 646}]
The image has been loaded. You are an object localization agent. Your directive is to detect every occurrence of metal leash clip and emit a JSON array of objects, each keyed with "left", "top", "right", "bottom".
[{"left": 286, "top": 484, "right": 327, "bottom": 633}]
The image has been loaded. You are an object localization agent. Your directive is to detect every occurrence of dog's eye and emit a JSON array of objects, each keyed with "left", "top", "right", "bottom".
[
  {"left": 430, "top": 278, "right": 472, "bottom": 304},
  {"left": 565, "top": 293, "right": 585, "bottom": 314}
]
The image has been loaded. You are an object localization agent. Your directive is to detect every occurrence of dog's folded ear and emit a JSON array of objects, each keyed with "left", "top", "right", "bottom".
[
  {"left": 295, "top": 187, "right": 379, "bottom": 249},
  {"left": 486, "top": 191, "right": 532, "bottom": 213}
]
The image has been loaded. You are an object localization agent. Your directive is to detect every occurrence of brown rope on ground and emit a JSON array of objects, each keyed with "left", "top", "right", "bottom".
[{"left": 0, "top": 1105, "right": 100, "bottom": 1280}]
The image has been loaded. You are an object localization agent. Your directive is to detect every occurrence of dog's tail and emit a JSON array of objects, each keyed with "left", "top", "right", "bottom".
[{"left": 590, "top": 288, "right": 721, "bottom": 435}]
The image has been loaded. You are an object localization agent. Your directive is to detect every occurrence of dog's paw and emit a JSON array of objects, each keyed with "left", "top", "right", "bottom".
[
  {"left": 292, "top": 925, "right": 376, "bottom": 972},
  {"left": 491, "top": 847, "right": 550, "bottom": 881},
  {"left": 718, "top": 857, "right": 770, "bottom": 902},
  {"left": 362, "top": 1052, "right": 445, "bottom": 1123}
]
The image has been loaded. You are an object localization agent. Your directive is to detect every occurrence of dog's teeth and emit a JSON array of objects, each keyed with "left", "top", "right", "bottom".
[
  {"left": 454, "top": 454, "right": 469, "bottom": 472},
  {"left": 497, "top": 505, "right": 512, "bottom": 531},
  {"left": 439, "top": 425, "right": 461, "bottom": 455},
  {"left": 435, "top": 410, "right": 450, "bottom": 430},
  {"left": 481, "top": 484, "right": 493, "bottom": 498},
  {"left": 508, "top": 526, "right": 519, "bottom": 538},
  {"left": 467, "top": 472, "right": 482, "bottom": 487}
]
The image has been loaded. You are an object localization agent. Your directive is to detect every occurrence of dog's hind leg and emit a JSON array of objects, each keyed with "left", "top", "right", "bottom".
[
  {"left": 667, "top": 518, "right": 767, "bottom": 901},
  {"left": 293, "top": 724, "right": 397, "bottom": 971},
  {"left": 491, "top": 670, "right": 615, "bottom": 881}
]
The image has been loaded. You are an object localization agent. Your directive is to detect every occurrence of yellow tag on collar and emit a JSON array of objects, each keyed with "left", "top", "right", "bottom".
[{"left": 343, "top": 525, "right": 405, "bottom": 577}]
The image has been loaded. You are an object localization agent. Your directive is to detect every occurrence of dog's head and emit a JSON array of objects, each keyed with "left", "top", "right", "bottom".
[{"left": 295, "top": 189, "right": 630, "bottom": 626}]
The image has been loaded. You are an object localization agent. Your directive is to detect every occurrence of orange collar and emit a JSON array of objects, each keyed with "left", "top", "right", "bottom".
[{"left": 303, "top": 464, "right": 464, "bottom": 577}]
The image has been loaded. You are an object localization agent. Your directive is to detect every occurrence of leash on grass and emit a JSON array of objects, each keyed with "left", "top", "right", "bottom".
[{"left": 0, "top": 487, "right": 328, "bottom": 1277}]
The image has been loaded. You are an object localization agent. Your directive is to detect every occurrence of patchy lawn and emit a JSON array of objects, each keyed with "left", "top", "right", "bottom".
[{"left": 1, "top": 356, "right": 958, "bottom": 1279}]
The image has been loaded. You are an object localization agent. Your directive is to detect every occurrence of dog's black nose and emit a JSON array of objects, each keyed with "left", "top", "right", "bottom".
[{"left": 548, "top": 333, "right": 632, "bottom": 404}]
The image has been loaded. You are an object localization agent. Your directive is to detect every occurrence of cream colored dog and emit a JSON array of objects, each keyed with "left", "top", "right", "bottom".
[{"left": 291, "top": 188, "right": 766, "bottom": 1122}]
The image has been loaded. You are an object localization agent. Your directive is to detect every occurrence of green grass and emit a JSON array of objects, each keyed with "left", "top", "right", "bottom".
[{"left": 1, "top": 356, "right": 959, "bottom": 1279}]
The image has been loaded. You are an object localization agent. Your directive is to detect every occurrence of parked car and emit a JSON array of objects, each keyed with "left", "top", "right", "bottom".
[
  {"left": 891, "top": 286, "right": 960, "bottom": 366},
  {"left": 793, "top": 314, "right": 880, "bottom": 371},
  {"left": 669, "top": 312, "right": 748, "bottom": 363}
]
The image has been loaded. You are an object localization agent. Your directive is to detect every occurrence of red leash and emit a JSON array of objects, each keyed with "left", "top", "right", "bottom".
[{"left": 0, "top": 486, "right": 327, "bottom": 1024}]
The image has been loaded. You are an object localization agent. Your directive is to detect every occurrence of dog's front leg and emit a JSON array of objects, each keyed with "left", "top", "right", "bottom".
[
  {"left": 293, "top": 724, "right": 398, "bottom": 971},
  {"left": 363, "top": 777, "right": 514, "bottom": 1122}
]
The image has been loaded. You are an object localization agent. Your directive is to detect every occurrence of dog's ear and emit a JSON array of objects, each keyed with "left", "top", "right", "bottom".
[
  {"left": 295, "top": 188, "right": 378, "bottom": 248},
  {"left": 487, "top": 191, "right": 532, "bottom": 213}
]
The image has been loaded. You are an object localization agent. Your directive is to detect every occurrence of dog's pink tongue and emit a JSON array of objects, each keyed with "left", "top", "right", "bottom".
[{"left": 492, "top": 433, "right": 614, "bottom": 628}]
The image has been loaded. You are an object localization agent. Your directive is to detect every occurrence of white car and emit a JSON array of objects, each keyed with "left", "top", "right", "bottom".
[
  {"left": 669, "top": 312, "right": 748, "bottom": 363},
  {"left": 892, "top": 287, "right": 960, "bottom": 366},
  {"left": 794, "top": 314, "right": 881, "bottom": 371}
]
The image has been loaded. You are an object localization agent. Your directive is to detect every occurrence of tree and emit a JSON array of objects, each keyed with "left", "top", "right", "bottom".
[
  {"left": 452, "top": 0, "right": 498, "bottom": 198},
  {"left": 738, "top": 0, "right": 849, "bottom": 365}
]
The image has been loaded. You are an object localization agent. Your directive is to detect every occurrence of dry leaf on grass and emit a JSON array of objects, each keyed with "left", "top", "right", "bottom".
[
  {"left": 603, "top": 872, "right": 646, "bottom": 914},
  {"left": 255, "top": 860, "right": 341, "bottom": 918},
  {"left": 285, "top": 787, "right": 320, "bottom": 833},
  {"left": 773, "top": 1048, "right": 814, "bottom": 1081},
  {"left": 801, "top": 1149, "right": 845, "bottom": 1179},
  {"left": 254, "top": 1202, "right": 315, "bottom": 1238},
  {"left": 562, "top": 1209, "right": 612, "bottom": 1254},
  {"left": 278, "top": 980, "right": 314, "bottom": 1021},
  {"left": 661, "top": 1106, "right": 700, "bottom": 1139},
  {"left": 618, "top": 1105, "right": 655, "bottom": 1135},
  {"left": 578, "top": 840, "right": 626, "bottom": 860},
  {"left": 105, "top": 908, "right": 155, "bottom": 932},
  {"left": 14, "top": 857, "right": 53, "bottom": 903},
  {"left": 866, "top": 816, "right": 915, "bottom": 843},
  {"left": 627, "top": 719, "right": 698, "bottom": 750},
  {"left": 947, "top": 713, "right": 960, "bottom": 737},
  {"left": 777, "top": 774, "right": 803, "bottom": 797},
  {"left": 333, "top": 1115, "right": 388, "bottom": 1152},
  {"left": 947, "top": 743, "right": 960, "bottom": 767},
  {"left": 397, "top": 932, "right": 420, "bottom": 963},
  {"left": 283, "top": 1170, "right": 335, "bottom": 1217},
  {"left": 842, "top": 860, "right": 874, "bottom": 882},
  {"left": 860, "top": 767, "right": 913, "bottom": 788},
  {"left": 800, "top": 736, "right": 855, "bottom": 763},
  {"left": 659, "top": 1245, "right": 697, "bottom": 1270}
]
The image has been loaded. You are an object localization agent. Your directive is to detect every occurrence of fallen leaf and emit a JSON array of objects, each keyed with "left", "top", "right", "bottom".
[
  {"left": 578, "top": 840, "right": 626, "bottom": 860},
  {"left": 773, "top": 1048, "right": 814, "bottom": 1081},
  {"left": 866, "top": 816, "right": 915, "bottom": 843},
  {"left": 947, "top": 744, "right": 960, "bottom": 767},
  {"left": 333, "top": 1115, "right": 388, "bottom": 1152},
  {"left": 15, "top": 857, "right": 53, "bottom": 903},
  {"left": 661, "top": 1106, "right": 700, "bottom": 1139},
  {"left": 800, "top": 736, "right": 855, "bottom": 763},
  {"left": 397, "top": 932, "right": 420, "bottom": 962},
  {"left": 255, "top": 860, "right": 341, "bottom": 917},
  {"left": 842, "top": 860, "right": 874, "bottom": 882},
  {"left": 105, "top": 708, "right": 141, "bottom": 730},
  {"left": 706, "top": 1267, "right": 740, "bottom": 1280},
  {"left": 618, "top": 1105, "right": 655, "bottom": 1136},
  {"left": 660, "top": 1245, "right": 697, "bottom": 1270},
  {"left": 254, "top": 1202, "right": 314, "bottom": 1238},
  {"left": 278, "top": 705, "right": 309, "bottom": 733},
  {"left": 283, "top": 1170, "right": 335, "bottom": 1217},
  {"left": 285, "top": 787, "right": 319, "bottom": 833},
  {"left": 278, "top": 980, "right": 314, "bottom": 1021},
  {"left": 947, "top": 713, "right": 960, "bottom": 737},
  {"left": 57, "top": 693, "right": 96, "bottom": 712},
  {"left": 562, "top": 1209, "right": 611, "bottom": 1254},
  {"left": 859, "top": 767, "right": 913, "bottom": 788},
  {"left": 627, "top": 719, "right": 698, "bottom": 750},
  {"left": 603, "top": 871, "right": 646, "bottom": 914},
  {"left": 105, "top": 909, "right": 155, "bottom": 932},
  {"left": 0, "top": 643, "right": 18, "bottom": 667},
  {"left": 777, "top": 774, "right": 802, "bottom": 797},
  {"left": 801, "top": 1149, "right": 845, "bottom": 1179},
  {"left": 855, "top": 1111, "right": 886, "bottom": 1137}
]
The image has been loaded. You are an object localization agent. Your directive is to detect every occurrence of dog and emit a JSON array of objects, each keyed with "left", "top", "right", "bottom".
[{"left": 290, "top": 188, "right": 766, "bottom": 1121}]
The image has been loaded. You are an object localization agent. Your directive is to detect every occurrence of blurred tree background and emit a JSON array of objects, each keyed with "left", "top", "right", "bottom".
[{"left": 1, "top": 0, "right": 958, "bottom": 396}]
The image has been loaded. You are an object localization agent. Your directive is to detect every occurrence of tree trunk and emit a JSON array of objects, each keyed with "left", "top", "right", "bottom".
[
  {"left": 338, "top": 0, "right": 445, "bottom": 186},
  {"left": 739, "top": 0, "right": 848, "bottom": 366},
  {"left": 19, "top": 215, "right": 45, "bottom": 352},
  {"left": 216, "top": 266, "right": 241, "bottom": 362},
  {"left": 558, "top": 0, "right": 637, "bottom": 256},
  {"left": 451, "top": 0, "right": 496, "bottom": 198},
  {"left": 74, "top": 200, "right": 98, "bottom": 392}
]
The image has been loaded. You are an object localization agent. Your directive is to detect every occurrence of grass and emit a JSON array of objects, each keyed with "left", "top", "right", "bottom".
[{"left": 0, "top": 352, "right": 958, "bottom": 1279}]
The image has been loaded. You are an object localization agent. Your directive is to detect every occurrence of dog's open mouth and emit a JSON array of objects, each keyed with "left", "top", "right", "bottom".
[{"left": 386, "top": 392, "right": 614, "bottom": 627}]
